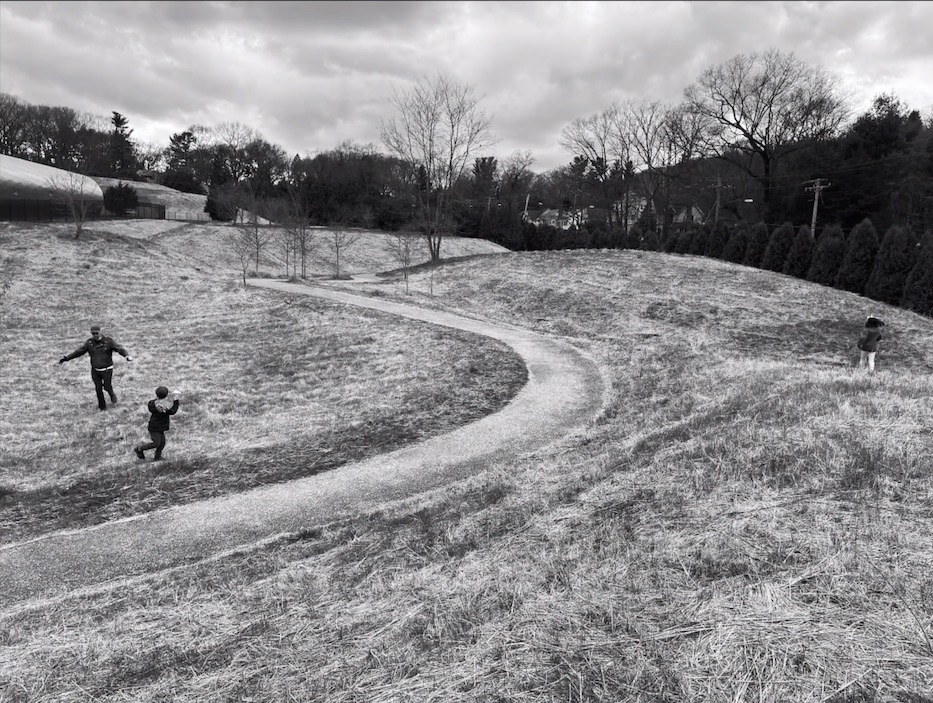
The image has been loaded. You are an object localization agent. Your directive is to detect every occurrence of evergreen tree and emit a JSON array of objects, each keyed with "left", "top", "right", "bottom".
[
  {"left": 705, "top": 220, "right": 731, "bottom": 259},
  {"left": 742, "top": 222, "right": 770, "bottom": 268},
  {"left": 807, "top": 223, "right": 846, "bottom": 286},
  {"left": 901, "top": 230, "right": 933, "bottom": 316},
  {"left": 865, "top": 224, "right": 920, "bottom": 304},
  {"left": 109, "top": 111, "right": 136, "bottom": 178},
  {"left": 760, "top": 221, "right": 796, "bottom": 272},
  {"left": 688, "top": 223, "right": 708, "bottom": 255},
  {"left": 674, "top": 227, "right": 694, "bottom": 254},
  {"left": 783, "top": 225, "right": 815, "bottom": 279},
  {"left": 639, "top": 224, "right": 661, "bottom": 252},
  {"left": 835, "top": 218, "right": 880, "bottom": 294},
  {"left": 103, "top": 181, "right": 138, "bottom": 216},
  {"left": 720, "top": 222, "right": 750, "bottom": 264}
]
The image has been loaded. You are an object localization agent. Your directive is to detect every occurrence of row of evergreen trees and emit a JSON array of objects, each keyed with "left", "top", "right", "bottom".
[{"left": 654, "top": 219, "right": 932, "bottom": 316}]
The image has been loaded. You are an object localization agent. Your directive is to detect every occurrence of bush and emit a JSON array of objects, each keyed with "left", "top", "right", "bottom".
[
  {"left": 720, "top": 222, "right": 750, "bottom": 264},
  {"left": 807, "top": 224, "right": 846, "bottom": 286},
  {"left": 760, "top": 221, "right": 795, "bottom": 272},
  {"left": 103, "top": 181, "right": 138, "bottom": 216},
  {"left": 742, "top": 222, "right": 770, "bottom": 268},
  {"left": 705, "top": 221, "right": 731, "bottom": 259},
  {"left": 783, "top": 225, "right": 815, "bottom": 279},
  {"left": 160, "top": 170, "right": 205, "bottom": 195},
  {"left": 865, "top": 224, "right": 919, "bottom": 304},
  {"left": 901, "top": 231, "right": 933, "bottom": 316},
  {"left": 835, "top": 218, "right": 879, "bottom": 295}
]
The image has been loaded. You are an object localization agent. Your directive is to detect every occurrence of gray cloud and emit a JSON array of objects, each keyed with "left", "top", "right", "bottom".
[{"left": 1, "top": 0, "right": 931, "bottom": 173}]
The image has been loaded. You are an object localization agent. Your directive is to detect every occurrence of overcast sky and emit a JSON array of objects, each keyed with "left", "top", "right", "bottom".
[{"left": 1, "top": 1, "right": 931, "bottom": 173}]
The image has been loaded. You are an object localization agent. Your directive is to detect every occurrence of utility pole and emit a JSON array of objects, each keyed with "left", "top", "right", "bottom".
[
  {"left": 711, "top": 176, "right": 723, "bottom": 224},
  {"left": 805, "top": 178, "right": 830, "bottom": 236}
]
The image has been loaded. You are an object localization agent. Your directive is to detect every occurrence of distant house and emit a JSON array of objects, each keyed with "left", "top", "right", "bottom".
[{"left": 672, "top": 204, "right": 705, "bottom": 225}]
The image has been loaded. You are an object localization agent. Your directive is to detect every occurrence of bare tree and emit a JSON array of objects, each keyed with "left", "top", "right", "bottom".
[
  {"left": 386, "top": 231, "right": 425, "bottom": 293},
  {"left": 323, "top": 227, "right": 362, "bottom": 280},
  {"left": 46, "top": 171, "right": 101, "bottom": 238},
  {"left": 0, "top": 92, "right": 29, "bottom": 157},
  {"left": 226, "top": 226, "right": 254, "bottom": 287},
  {"left": 684, "top": 49, "right": 849, "bottom": 222},
  {"left": 381, "top": 73, "right": 496, "bottom": 262},
  {"left": 559, "top": 103, "right": 632, "bottom": 231},
  {"left": 242, "top": 189, "right": 275, "bottom": 273}
]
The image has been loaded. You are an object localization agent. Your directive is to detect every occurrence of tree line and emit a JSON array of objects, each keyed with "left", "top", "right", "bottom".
[{"left": 1, "top": 49, "right": 930, "bottom": 314}]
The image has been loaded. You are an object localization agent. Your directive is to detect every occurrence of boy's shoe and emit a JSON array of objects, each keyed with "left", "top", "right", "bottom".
[
  {"left": 134, "top": 447, "right": 145, "bottom": 460},
  {"left": 153, "top": 455, "right": 164, "bottom": 461}
]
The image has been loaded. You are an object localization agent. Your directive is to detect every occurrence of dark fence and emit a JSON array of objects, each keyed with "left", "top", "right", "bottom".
[{"left": 0, "top": 199, "right": 166, "bottom": 222}]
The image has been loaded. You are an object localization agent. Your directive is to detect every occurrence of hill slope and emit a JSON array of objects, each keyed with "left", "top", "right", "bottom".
[{"left": 1, "top": 230, "right": 931, "bottom": 702}]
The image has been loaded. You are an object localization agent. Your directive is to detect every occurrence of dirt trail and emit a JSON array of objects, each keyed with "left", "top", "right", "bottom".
[{"left": 1, "top": 280, "right": 607, "bottom": 608}]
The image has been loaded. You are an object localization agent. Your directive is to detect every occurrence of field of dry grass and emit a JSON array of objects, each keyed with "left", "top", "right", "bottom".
[
  {"left": 2, "top": 233, "right": 932, "bottom": 701},
  {"left": 0, "top": 221, "right": 523, "bottom": 542}
]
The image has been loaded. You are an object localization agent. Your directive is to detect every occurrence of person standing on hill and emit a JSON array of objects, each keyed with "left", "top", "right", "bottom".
[
  {"left": 59, "top": 325, "right": 133, "bottom": 410},
  {"left": 857, "top": 316, "right": 885, "bottom": 373},
  {"left": 134, "top": 386, "right": 180, "bottom": 461}
]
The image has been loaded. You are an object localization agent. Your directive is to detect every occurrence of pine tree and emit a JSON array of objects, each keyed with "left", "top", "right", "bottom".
[
  {"left": 742, "top": 222, "right": 770, "bottom": 268},
  {"left": 835, "top": 218, "right": 880, "bottom": 295},
  {"left": 783, "top": 225, "right": 815, "bottom": 279},
  {"left": 674, "top": 227, "right": 694, "bottom": 254},
  {"left": 760, "top": 222, "right": 795, "bottom": 272},
  {"left": 705, "top": 220, "right": 731, "bottom": 259},
  {"left": 639, "top": 225, "right": 661, "bottom": 252},
  {"left": 900, "top": 230, "right": 933, "bottom": 316},
  {"left": 720, "top": 222, "right": 750, "bottom": 264},
  {"left": 807, "top": 223, "right": 846, "bottom": 286},
  {"left": 688, "top": 223, "right": 708, "bottom": 255},
  {"left": 865, "top": 224, "right": 919, "bottom": 304}
]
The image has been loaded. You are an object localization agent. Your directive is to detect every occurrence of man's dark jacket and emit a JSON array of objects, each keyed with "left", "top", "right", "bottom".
[
  {"left": 63, "top": 336, "right": 129, "bottom": 369},
  {"left": 147, "top": 399, "right": 180, "bottom": 432}
]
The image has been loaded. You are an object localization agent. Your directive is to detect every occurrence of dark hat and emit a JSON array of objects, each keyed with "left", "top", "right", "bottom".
[
  {"left": 90, "top": 325, "right": 101, "bottom": 332},
  {"left": 155, "top": 386, "right": 169, "bottom": 398}
]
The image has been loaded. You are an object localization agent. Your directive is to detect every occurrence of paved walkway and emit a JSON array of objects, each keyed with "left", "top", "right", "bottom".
[{"left": 1, "top": 280, "right": 607, "bottom": 607}]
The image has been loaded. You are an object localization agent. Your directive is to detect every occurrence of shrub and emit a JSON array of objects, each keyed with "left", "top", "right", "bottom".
[
  {"left": 705, "top": 220, "right": 731, "bottom": 259},
  {"left": 901, "top": 231, "right": 933, "bottom": 316},
  {"left": 720, "top": 222, "right": 749, "bottom": 264},
  {"left": 742, "top": 222, "right": 770, "bottom": 268},
  {"left": 807, "top": 223, "right": 846, "bottom": 286},
  {"left": 160, "top": 170, "right": 205, "bottom": 195},
  {"left": 760, "top": 221, "right": 795, "bottom": 272},
  {"left": 865, "top": 224, "right": 919, "bottom": 305},
  {"left": 783, "top": 225, "right": 815, "bottom": 279},
  {"left": 103, "top": 181, "right": 138, "bottom": 216},
  {"left": 835, "top": 218, "right": 879, "bottom": 295}
]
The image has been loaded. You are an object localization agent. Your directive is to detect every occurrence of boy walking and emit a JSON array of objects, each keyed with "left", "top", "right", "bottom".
[
  {"left": 59, "top": 325, "right": 133, "bottom": 410},
  {"left": 134, "top": 386, "right": 180, "bottom": 461},
  {"left": 857, "top": 316, "right": 885, "bottom": 373}
]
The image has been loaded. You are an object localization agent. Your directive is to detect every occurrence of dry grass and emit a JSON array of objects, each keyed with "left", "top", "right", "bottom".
[
  {"left": 2, "top": 244, "right": 932, "bottom": 702},
  {"left": 0, "top": 222, "right": 524, "bottom": 542}
]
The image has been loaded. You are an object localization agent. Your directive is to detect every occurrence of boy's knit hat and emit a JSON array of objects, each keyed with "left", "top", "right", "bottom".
[
  {"left": 155, "top": 386, "right": 169, "bottom": 398},
  {"left": 90, "top": 325, "right": 101, "bottom": 332}
]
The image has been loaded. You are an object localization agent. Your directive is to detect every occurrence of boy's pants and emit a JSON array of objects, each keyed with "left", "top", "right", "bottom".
[
  {"left": 138, "top": 431, "right": 166, "bottom": 457},
  {"left": 91, "top": 367, "right": 117, "bottom": 409},
  {"left": 859, "top": 350, "right": 876, "bottom": 371}
]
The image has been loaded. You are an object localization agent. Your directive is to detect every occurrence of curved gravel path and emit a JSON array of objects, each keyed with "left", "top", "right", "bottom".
[{"left": 1, "top": 280, "right": 607, "bottom": 607}]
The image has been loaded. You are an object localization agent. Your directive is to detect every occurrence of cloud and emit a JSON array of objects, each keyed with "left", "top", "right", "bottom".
[{"left": 2, "top": 0, "right": 931, "bottom": 173}]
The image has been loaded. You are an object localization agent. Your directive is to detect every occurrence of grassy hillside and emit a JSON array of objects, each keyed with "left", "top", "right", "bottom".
[
  {"left": 92, "top": 177, "right": 209, "bottom": 217},
  {"left": 0, "top": 221, "right": 522, "bottom": 542},
  {"left": 1, "top": 233, "right": 931, "bottom": 701}
]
